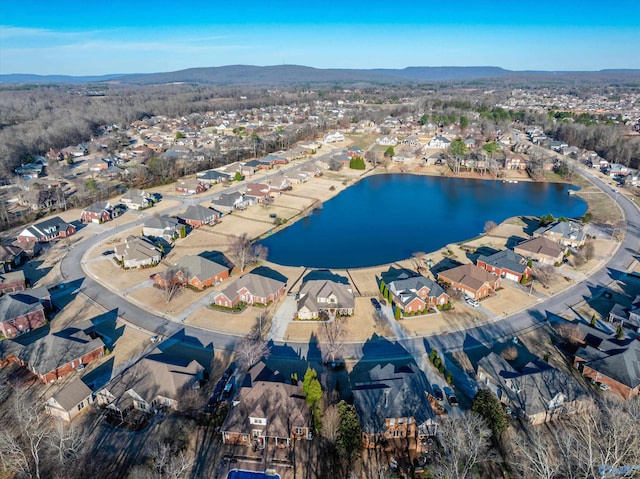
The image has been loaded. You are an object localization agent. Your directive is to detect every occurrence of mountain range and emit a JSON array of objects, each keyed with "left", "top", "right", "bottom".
[{"left": 1, "top": 65, "right": 639, "bottom": 85}]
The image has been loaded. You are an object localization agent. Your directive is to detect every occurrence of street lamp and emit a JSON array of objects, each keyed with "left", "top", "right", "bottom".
[{"left": 529, "top": 279, "right": 534, "bottom": 296}]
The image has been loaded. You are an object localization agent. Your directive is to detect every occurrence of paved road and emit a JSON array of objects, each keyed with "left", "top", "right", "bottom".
[{"left": 58, "top": 163, "right": 639, "bottom": 367}]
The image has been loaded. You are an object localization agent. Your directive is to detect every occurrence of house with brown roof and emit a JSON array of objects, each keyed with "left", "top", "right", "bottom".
[
  {"left": 0, "top": 293, "right": 46, "bottom": 338},
  {"left": 114, "top": 236, "right": 162, "bottom": 269},
  {"left": 80, "top": 201, "right": 118, "bottom": 224},
  {"left": 0, "top": 243, "right": 28, "bottom": 271},
  {"left": 221, "top": 362, "right": 312, "bottom": 448},
  {"left": 174, "top": 179, "right": 207, "bottom": 195},
  {"left": 245, "top": 182, "right": 275, "bottom": 203},
  {"left": 0, "top": 270, "right": 27, "bottom": 295},
  {"left": 514, "top": 236, "right": 566, "bottom": 265},
  {"left": 155, "top": 255, "right": 230, "bottom": 291},
  {"left": 215, "top": 271, "right": 287, "bottom": 308},
  {"left": 45, "top": 378, "right": 94, "bottom": 422},
  {"left": 437, "top": 263, "right": 502, "bottom": 300},
  {"left": 96, "top": 355, "right": 204, "bottom": 419}
]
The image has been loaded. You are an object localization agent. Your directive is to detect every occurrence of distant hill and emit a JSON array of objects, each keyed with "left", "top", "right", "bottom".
[
  {"left": 1, "top": 65, "right": 639, "bottom": 85},
  {"left": 0, "top": 73, "right": 125, "bottom": 84}
]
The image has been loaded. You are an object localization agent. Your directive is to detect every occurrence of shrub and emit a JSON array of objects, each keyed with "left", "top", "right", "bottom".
[
  {"left": 446, "top": 370, "right": 452, "bottom": 383},
  {"left": 429, "top": 349, "right": 438, "bottom": 362}
]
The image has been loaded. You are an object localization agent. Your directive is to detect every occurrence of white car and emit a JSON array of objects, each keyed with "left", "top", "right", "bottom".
[{"left": 465, "top": 297, "right": 480, "bottom": 308}]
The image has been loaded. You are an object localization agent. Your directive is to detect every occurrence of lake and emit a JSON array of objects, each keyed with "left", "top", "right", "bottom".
[{"left": 259, "top": 174, "right": 587, "bottom": 268}]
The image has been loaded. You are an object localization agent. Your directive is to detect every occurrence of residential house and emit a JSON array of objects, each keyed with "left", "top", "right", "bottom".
[
  {"left": 45, "top": 378, "right": 94, "bottom": 422},
  {"left": 514, "top": 236, "right": 566, "bottom": 265},
  {"left": 14, "top": 163, "right": 43, "bottom": 179},
  {"left": 533, "top": 221, "right": 586, "bottom": 248},
  {"left": 96, "top": 355, "right": 204, "bottom": 419},
  {"left": 245, "top": 183, "right": 275, "bottom": 203},
  {"left": 211, "top": 191, "right": 253, "bottom": 213},
  {"left": 562, "top": 323, "right": 640, "bottom": 399},
  {"left": 88, "top": 158, "right": 111, "bottom": 172},
  {"left": 427, "top": 136, "right": 451, "bottom": 149},
  {"left": 346, "top": 146, "right": 363, "bottom": 158},
  {"left": 80, "top": 201, "right": 116, "bottom": 224},
  {"left": 300, "top": 162, "right": 324, "bottom": 176},
  {"left": 504, "top": 152, "right": 528, "bottom": 170},
  {"left": 402, "top": 136, "right": 421, "bottom": 148},
  {"left": 61, "top": 144, "right": 87, "bottom": 158},
  {"left": 0, "top": 293, "right": 46, "bottom": 338},
  {"left": 120, "top": 189, "right": 154, "bottom": 210},
  {"left": 215, "top": 271, "right": 287, "bottom": 308},
  {"left": 221, "top": 361, "right": 312, "bottom": 448},
  {"left": 296, "top": 278, "right": 355, "bottom": 320},
  {"left": 0, "top": 244, "right": 28, "bottom": 271},
  {"left": 476, "top": 350, "right": 587, "bottom": 424},
  {"left": 284, "top": 171, "right": 309, "bottom": 184},
  {"left": 3, "top": 326, "right": 105, "bottom": 383},
  {"left": 114, "top": 236, "right": 162, "bottom": 269},
  {"left": 376, "top": 136, "right": 398, "bottom": 146},
  {"left": 437, "top": 263, "right": 502, "bottom": 300},
  {"left": 608, "top": 294, "right": 640, "bottom": 332},
  {"left": 476, "top": 249, "right": 531, "bottom": 283},
  {"left": 269, "top": 175, "right": 292, "bottom": 192},
  {"left": 174, "top": 179, "right": 207, "bottom": 195},
  {"left": 156, "top": 255, "right": 230, "bottom": 291},
  {"left": 0, "top": 270, "right": 27, "bottom": 295},
  {"left": 142, "top": 215, "right": 182, "bottom": 241},
  {"left": 323, "top": 132, "right": 344, "bottom": 143},
  {"left": 351, "top": 361, "right": 438, "bottom": 452},
  {"left": 196, "top": 169, "right": 231, "bottom": 185},
  {"left": 382, "top": 268, "right": 449, "bottom": 314},
  {"left": 17, "top": 216, "right": 76, "bottom": 243},
  {"left": 178, "top": 205, "right": 221, "bottom": 228}
]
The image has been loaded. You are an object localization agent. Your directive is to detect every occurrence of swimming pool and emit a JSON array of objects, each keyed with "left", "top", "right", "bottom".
[{"left": 226, "top": 469, "right": 281, "bottom": 479}]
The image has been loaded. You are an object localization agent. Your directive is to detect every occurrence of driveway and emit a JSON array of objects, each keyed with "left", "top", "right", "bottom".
[{"left": 268, "top": 295, "right": 297, "bottom": 341}]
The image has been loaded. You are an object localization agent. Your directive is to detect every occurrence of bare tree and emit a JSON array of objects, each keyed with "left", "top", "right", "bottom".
[
  {"left": 411, "top": 251, "right": 426, "bottom": 270},
  {"left": 483, "top": 221, "right": 498, "bottom": 234},
  {"left": 583, "top": 241, "right": 595, "bottom": 261},
  {"left": 156, "top": 267, "right": 186, "bottom": 304},
  {"left": 500, "top": 345, "right": 519, "bottom": 361},
  {"left": 433, "top": 411, "right": 493, "bottom": 479},
  {"left": 234, "top": 335, "right": 271, "bottom": 371},
  {"left": 364, "top": 150, "right": 379, "bottom": 167},
  {"left": 144, "top": 441, "right": 194, "bottom": 479},
  {"left": 321, "top": 403, "right": 340, "bottom": 444},
  {"left": 534, "top": 264, "right": 555, "bottom": 288},
  {"left": 319, "top": 316, "right": 347, "bottom": 364},
  {"left": 506, "top": 427, "right": 561, "bottom": 479},
  {"left": 48, "top": 419, "right": 87, "bottom": 471},
  {"left": 227, "top": 233, "right": 268, "bottom": 273}
]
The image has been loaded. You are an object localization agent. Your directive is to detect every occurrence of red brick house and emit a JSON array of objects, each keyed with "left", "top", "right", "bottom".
[
  {"left": 17, "top": 216, "right": 76, "bottom": 243},
  {"left": 437, "top": 263, "right": 502, "bottom": 300},
  {"left": 0, "top": 293, "right": 46, "bottom": 338},
  {"left": 178, "top": 205, "right": 222, "bottom": 228},
  {"left": 80, "top": 201, "right": 116, "bottom": 224},
  {"left": 382, "top": 267, "right": 449, "bottom": 314},
  {"left": 215, "top": 271, "right": 287, "bottom": 308},
  {"left": 476, "top": 249, "right": 531, "bottom": 283},
  {"left": 5, "top": 327, "right": 105, "bottom": 384},
  {"left": 0, "top": 270, "right": 27, "bottom": 295},
  {"left": 156, "top": 255, "right": 230, "bottom": 291}
]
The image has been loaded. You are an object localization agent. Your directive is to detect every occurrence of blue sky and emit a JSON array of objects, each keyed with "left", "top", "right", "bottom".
[{"left": 1, "top": 0, "right": 639, "bottom": 75}]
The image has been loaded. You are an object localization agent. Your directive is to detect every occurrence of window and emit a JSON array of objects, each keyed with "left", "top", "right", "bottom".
[
  {"left": 77, "top": 401, "right": 85, "bottom": 411},
  {"left": 250, "top": 417, "right": 266, "bottom": 425},
  {"left": 398, "top": 418, "right": 404, "bottom": 424},
  {"left": 138, "top": 402, "right": 147, "bottom": 411},
  {"left": 389, "top": 418, "right": 395, "bottom": 425},
  {"left": 295, "top": 427, "right": 305, "bottom": 435}
]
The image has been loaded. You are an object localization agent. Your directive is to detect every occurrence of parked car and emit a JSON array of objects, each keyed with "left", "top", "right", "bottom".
[
  {"left": 222, "top": 376, "right": 235, "bottom": 397},
  {"left": 433, "top": 385, "right": 444, "bottom": 401},
  {"left": 102, "top": 250, "right": 114, "bottom": 256},
  {"left": 444, "top": 387, "right": 458, "bottom": 406},
  {"left": 370, "top": 298, "right": 382, "bottom": 311},
  {"left": 465, "top": 297, "right": 480, "bottom": 308},
  {"left": 598, "top": 383, "right": 610, "bottom": 391}
]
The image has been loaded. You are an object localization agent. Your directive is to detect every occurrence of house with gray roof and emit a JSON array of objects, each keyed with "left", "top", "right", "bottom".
[
  {"left": 142, "top": 215, "right": 182, "bottom": 241},
  {"left": 0, "top": 270, "right": 26, "bottom": 295},
  {"left": 196, "top": 169, "right": 231, "bottom": 184},
  {"left": 211, "top": 191, "right": 254, "bottom": 213},
  {"left": 567, "top": 324, "right": 640, "bottom": 399},
  {"left": 214, "top": 271, "right": 287, "bottom": 308},
  {"left": 4, "top": 325, "right": 105, "bottom": 384},
  {"left": 114, "top": 236, "right": 162, "bottom": 269},
  {"left": 0, "top": 293, "right": 46, "bottom": 338},
  {"left": 608, "top": 294, "right": 640, "bottom": 333},
  {"left": 296, "top": 278, "right": 355, "bottom": 320},
  {"left": 178, "top": 205, "right": 221, "bottom": 228},
  {"left": 221, "top": 361, "right": 312, "bottom": 448},
  {"left": 476, "top": 249, "right": 531, "bottom": 283},
  {"left": 80, "top": 201, "right": 118, "bottom": 224},
  {"left": 351, "top": 361, "right": 438, "bottom": 453},
  {"left": 120, "top": 189, "right": 154, "bottom": 210},
  {"left": 382, "top": 268, "right": 449, "bottom": 315},
  {"left": 17, "top": 216, "right": 76, "bottom": 243},
  {"left": 476, "top": 351, "right": 587, "bottom": 424},
  {"left": 45, "top": 378, "right": 94, "bottom": 421},
  {"left": 534, "top": 220, "right": 586, "bottom": 248}
]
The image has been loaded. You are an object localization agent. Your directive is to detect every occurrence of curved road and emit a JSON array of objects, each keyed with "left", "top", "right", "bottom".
[{"left": 59, "top": 166, "right": 639, "bottom": 363}]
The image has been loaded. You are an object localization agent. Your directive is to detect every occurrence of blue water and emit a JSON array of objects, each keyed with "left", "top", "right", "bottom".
[
  {"left": 259, "top": 174, "right": 587, "bottom": 268},
  {"left": 227, "top": 470, "right": 281, "bottom": 479}
]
